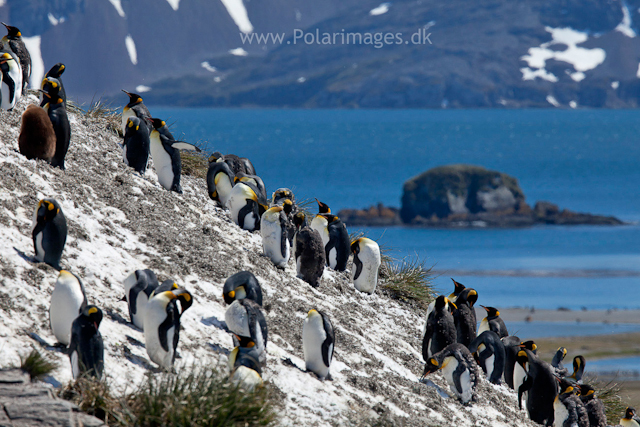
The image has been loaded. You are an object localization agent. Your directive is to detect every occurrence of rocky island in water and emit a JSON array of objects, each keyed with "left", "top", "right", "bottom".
[{"left": 338, "top": 164, "right": 624, "bottom": 228}]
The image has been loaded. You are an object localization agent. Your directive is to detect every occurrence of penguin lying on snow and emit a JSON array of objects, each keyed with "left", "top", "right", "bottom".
[
  {"left": 50, "top": 270, "right": 87, "bottom": 346},
  {"left": 223, "top": 271, "right": 263, "bottom": 306},
  {"left": 123, "top": 117, "right": 150, "bottom": 174},
  {"left": 478, "top": 305, "right": 508, "bottom": 338},
  {"left": 68, "top": 305, "right": 104, "bottom": 379},
  {"left": 228, "top": 345, "right": 263, "bottom": 390},
  {"left": 422, "top": 295, "right": 456, "bottom": 360},
  {"left": 123, "top": 269, "right": 160, "bottom": 330},
  {"left": 226, "top": 181, "right": 267, "bottom": 231},
  {"left": 554, "top": 378, "right": 589, "bottom": 427},
  {"left": 260, "top": 206, "right": 290, "bottom": 268},
  {"left": 225, "top": 299, "right": 268, "bottom": 364},
  {"left": 143, "top": 288, "right": 193, "bottom": 370},
  {"left": 207, "top": 161, "right": 235, "bottom": 206},
  {"left": 422, "top": 343, "right": 479, "bottom": 405},
  {"left": 303, "top": 309, "right": 334, "bottom": 380},
  {"left": 19, "top": 104, "right": 56, "bottom": 163},
  {"left": 32, "top": 198, "right": 67, "bottom": 269},
  {"left": 468, "top": 330, "right": 505, "bottom": 385},
  {"left": 293, "top": 212, "right": 325, "bottom": 288},
  {"left": 0, "top": 51, "right": 22, "bottom": 110},
  {"left": 42, "top": 78, "right": 71, "bottom": 169},
  {"left": 578, "top": 384, "right": 607, "bottom": 427},
  {"left": 351, "top": 237, "right": 381, "bottom": 294}
]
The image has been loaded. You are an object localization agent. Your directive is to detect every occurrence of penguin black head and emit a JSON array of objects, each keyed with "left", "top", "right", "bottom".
[
  {"left": 518, "top": 340, "right": 537, "bottom": 353},
  {"left": 46, "top": 63, "right": 65, "bottom": 78},
  {"left": 448, "top": 278, "right": 466, "bottom": 300},
  {"left": 208, "top": 152, "right": 222, "bottom": 163},
  {"left": 578, "top": 384, "right": 595, "bottom": 400},
  {"left": 122, "top": 90, "right": 144, "bottom": 105},
  {"left": 434, "top": 295, "right": 456, "bottom": 312},
  {"left": 315, "top": 198, "right": 331, "bottom": 214},
  {"left": 570, "top": 355, "right": 585, "bottom": 380},
  {"left": 82, "top": 305, "right": 103, "bottom": 330},
  {"left": 557, "top": 377, "right": 579, "bottom": 395},
  {"left": 42, "top": 77, "right": 62, "bottom": 98},
  {"left": 350, "top": 238, "right": 362, "bottom": 254},
  {"left": 37, "top": 199, "right": 61, "bottom": 222},
  {"left": 150, "top": 118, "right": 167, "bottom": 129},
  {"left": 623, "top": 407, "right": 637, "bottom": 420},
  {"left": 515, "top": 350, "right": 529, "bottom": 369},
  {"left": 2, "top": 23, "right": 21, "bottom": 38},
  {"left": 293, "top": 212, "right": 306, "bottom": 229},
  {"left": 481, "top": 305, "right": 500, "bottom": 318},
  {"left": 456, "top": 288, "right": 478, "bottom": 307},
  {"left": 320, "top": 213, "right": 339, "bottom": 224},
  {"left": 421, "top": 357, "right": 441, "bottom": 377},
  {"left": 126, "top": 117, "right": 142, "bottom": 132},
  {"left": 0, "top": 52, "right": 14, "bottom": 65},
  {"left": 282, "top": 199, "right": 294, "bottom": 216},
  {"left": 157, "top": 287, "right": 193, "bottom": 314}
]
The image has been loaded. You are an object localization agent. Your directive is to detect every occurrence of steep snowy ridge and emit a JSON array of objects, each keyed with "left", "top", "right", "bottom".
[{"left": 0, "top": 97, "right": 537, "bottom": 426}]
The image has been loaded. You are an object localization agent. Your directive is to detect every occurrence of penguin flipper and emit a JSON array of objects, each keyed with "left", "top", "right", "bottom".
[
  {"left": 321, "top": 314, "right": 335, "bottom": 367},
  {"left": 353, "top": 254, "right": 363, "bottom": 281},
  {"left": 517, "top": 376, "right": 533, "bottom": 410},
  {"left": 171, "top": 142, "right": 201, "bottom": 152}
]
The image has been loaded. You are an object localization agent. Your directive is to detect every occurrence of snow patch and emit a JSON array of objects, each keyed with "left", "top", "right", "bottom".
[
  {"left": 615, "top": 3, "right": 636, "bottom": 37},
  {"left": 166, "top": 0, "right": 180, "bottom": 11},
  {"left": 22, "top": 36, "right": 44, "bottom": 89},
  {"left": 47, "top": 14, "right": 66, "bottom": 26},
  {"left": 125, "top": 35, "right": 138, "bottom": 65},
  {"left": 520, "top": 27, "right": 606, "bottom": 82},
  {"left": 135, "top": 85, "right": 151, "bottom": 93},
  {"left": 570, "top": 71, "right": 585, "bottom": 82},
  {"left": 214, "top": 76, "right": 222, "bottom": 83},
  {"left": 297, "top": 77, "right": 306, "bottom": 83},
  {"left": 546, "top": 95, "right": 560, "bottom": 107},
  {"left": 201, "top": 62, "right": 217, "bottom": 72},
  {"left": 637, "top": 63, "right": 640, "bottom": 78},
  {"left": 229, "top": 47, "right": 248, "bottom": 56},
  {"left": 220, "top": 0, "right": 253, "bottom": 34},
  {"left": 0, "top": 0, "right": 5, "bottom": 7},
  {"left": 611, "top": 81, "right": 620, "bottom": 89},
  {"left": 569, "top": 100, "right": 577, "bottom": 109},
  {"left": 108, "top": 0, "right": 126, "bottom": 18},
  {"left": 370, "top": 3, "right": 391, "bottom": 16}
]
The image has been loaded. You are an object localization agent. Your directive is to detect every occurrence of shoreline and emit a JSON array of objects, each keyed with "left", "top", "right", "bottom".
[{"left": 496, "top": 307, "right": 640, "bottom": 325}]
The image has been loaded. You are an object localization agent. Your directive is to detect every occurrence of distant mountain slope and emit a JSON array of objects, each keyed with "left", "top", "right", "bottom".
[{"left": 2, "top": 0, "right": 640, "bottom": 107}]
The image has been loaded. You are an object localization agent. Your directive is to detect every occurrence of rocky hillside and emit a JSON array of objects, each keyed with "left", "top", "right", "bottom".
[
  {"left": 0, "top": 97, "right": 541, "bottom": 425},
  {"left": 2, "top": 0, "right": 640, "bottom": 108}
]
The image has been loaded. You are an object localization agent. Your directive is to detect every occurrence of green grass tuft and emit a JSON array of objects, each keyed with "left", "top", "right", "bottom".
[
  {"left": 380, "top": 256, "right": 435, "bottom": 309},
  {"left": 60, "top": 375, "right": 122, "bottom": 424},
  {"left": 181, "top": 151, "right": 210, "bottom": 179},
  {"left": 20, "top": 347, "right": 58, "bottom": 381},
  {"left": 83, "top": 97, "right": 122, "bottom": 136}
]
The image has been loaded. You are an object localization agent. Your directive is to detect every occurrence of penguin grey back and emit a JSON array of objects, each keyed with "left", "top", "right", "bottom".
[
  {"left": 32, "top": 198, "right": 67, "bottom": 269},
  {"left": 123, "top": 117, "right": 150, "bottom": 174}
]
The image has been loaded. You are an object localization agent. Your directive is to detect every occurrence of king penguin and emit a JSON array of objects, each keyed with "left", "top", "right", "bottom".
[
  {"left": 32, "top": 198, "right": 67, "bottom": 269},
  {"left": 292, "top": 212, "right": 325, "bottom": 288},
  {"left": 453, "top": 288, "right": 478, "bottom": 347},
  {"left": 351, "top": 237, "right": 381, "bottom": 294},
  {"left": 578, "top": 384, "right": 607, "bottom": 427},
  {"left": 516, "top": 348, "right": 557, "bottom": 426},
  {"left": 210, "top": 152, "right": 256, "bottom": 176},
  {"left": 123, "top": 269, "right": 160, "bottom": 330},
  {"left": 303, "top": 309, "right": 335, "bottom": 380},
  {"left": 223, "top": 271, "right": 263, "bottom": 306},
  {"left": 620, "top": 407, "right": 640, "bottom": 427},
  {"left": 149, "top": 120, "right": 200, "bottom": 193},
  {"left": 448, "top": 278, "right": 467, "bottom": 303},
  {"left": 206, "top": 160, "right": 235, "bottom": 206},
  {"left": 554, "top": 378, "right": 589, "bottom": 427},
  {"left": 468, "top": 330, "right": 506, "bottom": 385},
  {"left": 226, "top": 181, "right": 267, "bottom": 231},
  {"left": 19, "top": 104, "right": 56, "bottom": 162},
  {"left": 260, "top": 206, "right": 290, "bottom": 268},
  {"left": 421, "top": 343, "right": 479, "bottom": 405},
  {"left": 311, "top": 214, "right": 349, "bottom": 271},
  {"left": 0, "top": 51, "right": 22, "bottom": 110},
  {"left": 235, "top": 172, "right": 267, "bottom": 203},
  {"left": 50, "top": 270, "right": 88, "bottom": 346},
  {"left": 1, "top": 23, "right": 29, "bottom": 91},
  {"left": 122, "top": 90, "right": 152, "bottom": 133},
  {"left": 228, "top": 345, "right": 263, "bottom": 390},
  {"left": 568, "top": 355, "right": 585, "bottom": 384},
  {"left": 225, "top": 299, "right": 268, "bottom": 364},
  {"left": 123, "top": 117, "right": 150, "bottom": 174},
  {"left": 477, "top": 305, "right": 508, "bottom": 338},
  {"left": 68, "top": 305, "right": 104, "bottom": 379},
  {"left": 551, "top": 347, "right": 569, "bottom": 377},
  {"left": 502, "top": 335, "right": 522, "bottom": 389},
  {"left": 42, "top": 78, "right": 70, "bottom": 169},
  {"left": 41, "top": 63, "right": 66, "bottom": 107},
  {"left": 422, "top": 295, "right": 457, "bottom": 360},
  {"left": 143, "top": 287, "right": 193, "bottom": 370}
]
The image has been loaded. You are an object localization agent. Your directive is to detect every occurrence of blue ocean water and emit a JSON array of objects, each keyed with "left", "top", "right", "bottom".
[{"left": 152, "top": 107, "right": 640, "bottom": 311}]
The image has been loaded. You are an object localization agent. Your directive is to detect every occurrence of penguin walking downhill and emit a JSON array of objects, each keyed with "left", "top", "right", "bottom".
[
  {"left": 477, "top": 305, "right": 508, "bottom": 338},
  {"left": 422, "top": 343, "right": 480, "bottom": 405},
  {"left": 578, "top": 384, "right": 607, "bottom": 427},
  {"left": 206, "top": 161, "right": 235, "bottom": 206},
  {"left": 143, "top": 288, "right": 193, "bottom": 370},
  {"left": 40, "top": 63, "right": 66, "bottom": 106},
  {"left": 42, "top": 78, "right": 70, "bottom": 169},
  {"left": 123, "top": 117, "right": 150, "bottom": 174},
  {"left": 303, "top": 309, "right": 335, "bottom": 380},
  {"left": 350, "top": 237, "right": 381, "bottom": 294},
  {"left": 19, "top": 104, "right": 56, "bottom": 162},
  {"left": 422, "top": 295, "right": 457, "bottom": 360},
  {"left": 68, "top": 305, "right": 104, "bottom": 379},
  {"left": 260, "top": 206, "right": 290, "bottom": 268},
  {"left": 468, "top": 330, "right": 506, "bottom": 385},
  {"left": 0, "top": 51, "right": 22, "bottom": 110},
  {"left": 553, "top": 378, "right": 589, "bottom": 427},
  {"left": 226, "top": 181, "right": 267, "bottom": 231},
  {"left": 1, "top": 23, "right": 29, "bottom": 91},
  {"left": 453, "top": 288, "right": 477, "bottom": 347},
  {"left": 123, "top": 269, "right": 160, "bottom": 330},
  {"left": 223, "top": 271, "right": 263, "bottom": 306},
  {"left": 516, "top": 348, "right": 557, "bottom": 426},
  {"left": 122, "top": 90, "right": 152, "bottom": 133},
  {"left": 225, "top": 299, "right": 268, "bottom": 364},
  {"left": 149, "top": 118, "right": 200, "bottom": 193},
  {"left": 50, "top": 270, "right": 87, "bottom": 346},
  {"left": 292, "top": 212, "right": 325, "bottom": 288},
  {"left": 621, "top": 407, "right": 640, "bottom": 427},
  {"left": 32, "top": 198, "right": 67, "bottom": 269},
  {"left": 228, "top": 345, "right": 263, "bottom": 390}
]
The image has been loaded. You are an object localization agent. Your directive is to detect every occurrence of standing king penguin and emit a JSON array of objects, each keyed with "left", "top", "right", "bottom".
[
  {"left": 123, "top": 269, "right": 160, "bottom": 330},
  {"left": 0, "top": 51, "right": 22, "bottom": 110},
  {"left": 292, "top": 212, "right": 325, "bottom": 288},
  {"left": 225, "top": 299, "right": 268, "bottom": 364},
  {"left": 227, "top": 181, "right": 267, "bottom": 231},
  {"left": 468, "top": 330, "right": 506, "bottom": 385},
  {"left": 350, "top": 237, "right": 381, "bottom": 294},
  {"left": 223, "top": 271, "right": 263, "bottom": 306},
  {"left": 122, "top": 90, "right": 152, "bottom": 133},
  {"left": 553, "top": 378, "right": 589, "bottom": 427},
  {"left": 123, "top": 117, "right": 150, "bottom": 174},
  {"left": 453, "top": 288, "right": 478, "bottom": 347},
  {"left": 1, "top": 23, "right": 29, "bottom": 91},
  {"left": 303, "top": 309, "right": 335, "bottom": 380},
  {"left": 68, "top": 305, "right": 104, "bottom": 379},
  {"left": 578, "top": 384, "right": 607, "bottom": 427},
  {"left": 42, "top": 78, "right": 70, "bottom": 169},
  {"left": 422, "top": 295, "right": 457, "bottom": 360},
  {"left": 517, "top": 348, "right": 557, "bottom": 426},
  {"left": 41, "top": 63, "right": 66, "bottom": 106},
  {"left": 32, "top": 198, "right": 67, "bottom": 269},
  {"left": 143, "top": 288, "right": 193, "bottom": 370},
  {"left": 149, "top": 119, "right": 200, "bottom": 193},
  {"left": 311, "top": 214, "right": 349, "bottom": 271},
  {"left": 478, "top": 305, "right": 508, "bottom": 338},
  {"left": 422, "top": 343, "right": 479, "bottom": 405},
  {"left": 260, "top": 206, "right": 290, "bottom": 268},
  {"left": 50, "top": 270, "right": 88, "bottom": 346}
]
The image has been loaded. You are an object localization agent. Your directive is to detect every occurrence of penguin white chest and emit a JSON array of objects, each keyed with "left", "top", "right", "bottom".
[
  {"left": 513, "top": 363, "right": 528, "bottom": 402},
  {"left": 132, "top": 292, "right": 150, "bottom": 330},
  {"left": 310, "top": 217, "right": 329, "bottom": 248},
  {"left": 50, "top": 280, "right": 85, "bottom": 345},
  {"left": 260, "top": 216, "right": 289, "bottom": 268},
  {"left": 553, "top": 398, "right": 570, "bottom": 427},
  {"left": 215, "top": 173, "right": 234, "bottom": 206},
  {"left": 149, "top": 139, "right": 174, "bottom": 191},
  {"left": 485, "top": 354, "right": 495, "bottom": 379},
  {"left": 143, "top": 300, "right": 175, "bottom": 369},
  {"left": 441, "top": 357, "right": 473, "bottom": 403},
  {"left": 231, "top": 366, "right": 263, "bottom": 391},
  {"left": 477, "top": 318, "right": 490, "bottom": 335},
  {"left": 122, "top": 108, "right": 135, "bottom": 133},
  {"left": 352, "top": 240, "right": 381, "bottom": 294},
  {"left": 34, "top": 231, "right": 45, "bottom": 261},
  {"left": 303, "top": 315, "right": 330, "bottom": 379}
]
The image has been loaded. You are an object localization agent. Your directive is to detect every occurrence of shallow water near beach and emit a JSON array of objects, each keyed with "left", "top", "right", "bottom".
[{"left": 153, "top": 107, "right": 640, "bottom": 312}]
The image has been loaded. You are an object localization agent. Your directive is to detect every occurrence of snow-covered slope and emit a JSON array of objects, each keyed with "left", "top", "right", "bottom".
[{"left": 0, "top": 96, "right": 538, "bottom": 426}]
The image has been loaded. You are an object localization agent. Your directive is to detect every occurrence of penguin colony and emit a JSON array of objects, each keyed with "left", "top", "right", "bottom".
[{"left": 2, "top": 26, "right": 630, "bottom": 425}]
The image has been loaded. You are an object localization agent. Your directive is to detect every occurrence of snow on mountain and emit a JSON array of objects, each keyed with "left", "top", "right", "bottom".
[
  {"left": 219, "top": 0, "right": 254, "bottom": 34},
  {"left": 166, "top": 0, "right": 181, "bottom": 12},
  {"left": 107, "top": 0, "right": 126, "bottom": 18},
  {"left": 22, "top": 35, "right": 44, "bottom": 89},
  {"left": 369, "top": 3, "right": 391, "bottom": 16},
  {"left": 125, "top": 35, "right": 138, "bottom": 66},
  {"left": 0, "top": 96, "right": 539, "bottom": 426}
]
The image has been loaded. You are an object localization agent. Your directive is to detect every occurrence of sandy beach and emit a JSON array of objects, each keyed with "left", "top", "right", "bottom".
[{"left": 497, "top": 307, "right": 640, "bottom": 325}]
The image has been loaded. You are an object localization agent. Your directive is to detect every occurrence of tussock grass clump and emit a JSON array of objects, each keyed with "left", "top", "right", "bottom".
[
  {"left": 60, "top": 376, "right": 121, "bottom": 424},
  {"left": 380, "top": 256, "right": 435, "bottom": 309},
  {"left": 84, "top": 98, "right": 121, "bottom": 136},
  {"left": 181, "top": 151, "right": 210, "bottom": 179},
  {"left": 20, "top": 347, "right": 58, "bottom": 381}
]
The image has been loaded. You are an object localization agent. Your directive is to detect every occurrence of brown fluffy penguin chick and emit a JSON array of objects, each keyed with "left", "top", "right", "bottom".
[{"left": 19, "top": 104, "right": 56, "bottom": 162}]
